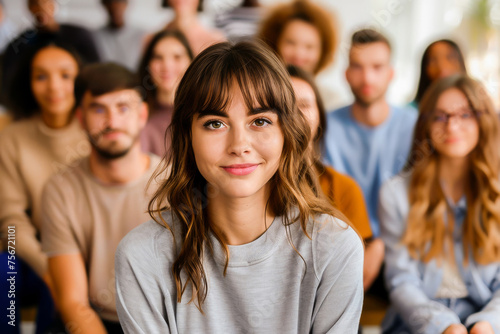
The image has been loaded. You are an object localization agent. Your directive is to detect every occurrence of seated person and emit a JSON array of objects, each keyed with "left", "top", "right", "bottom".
[
  {"left": 41, "top": 63, "right": 160, "bottom": 334},
  {"left": 0, "top": 40, "right": 86, "bottom": 334},
  {"left": 324, "top": 29, "right": 417, "bottom": 239},
  {"left": 138, "top": 29, "right": 193, "bottom": 156},
  {"left": 94, "top": 0, "right": 147, "bottom": 70},
  {"left": 288, "top": 64, "right": 383, "bottom": 292},
  {"left": 411, "top": 39, "right": 467, "bottom": 109},
  {"left": 115, "top": 41, "right": 363, "bottom": 333},
  {"left": 162, "top": 0, "right": 225, "bottom": 55},
  {"left": 2, "top": 0, "right": 100, "bottom": 98},
  {"left": 379, "top": 75, "right": 500, "bottom": 334}
]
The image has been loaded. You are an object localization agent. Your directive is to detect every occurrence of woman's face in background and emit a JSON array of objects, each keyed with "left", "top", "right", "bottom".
[
  {"left": 31, "top": 46, "right": 79, "bottom": 117},
  {"left": 429, "top": 88, "right": 479, "bottom": 160},
  {"left": 277, "top": 19, "right": 322, "bottom": 74},
  {"left": 426, "top": 42, "right": 463, "bottom": 82},
  {"left": 290, "top": 77, "right": 319, "bottom": 140},
  {"left": 149, "top": 36, "right": 191, "bottom": 99}
]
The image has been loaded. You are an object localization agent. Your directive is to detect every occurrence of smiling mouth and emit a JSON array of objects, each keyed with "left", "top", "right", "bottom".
[{"left": 221, "top": 164, "right": 259, "bottom": 176}]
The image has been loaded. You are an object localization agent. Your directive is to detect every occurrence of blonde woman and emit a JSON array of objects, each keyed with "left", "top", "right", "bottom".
[{"left": 379, "top": 75, "right": 500, "bottom": 334}]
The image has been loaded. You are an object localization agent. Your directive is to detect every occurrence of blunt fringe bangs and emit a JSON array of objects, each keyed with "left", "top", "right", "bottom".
[{"left": 148, "top": 41, "right": 343, "bottom": 312}]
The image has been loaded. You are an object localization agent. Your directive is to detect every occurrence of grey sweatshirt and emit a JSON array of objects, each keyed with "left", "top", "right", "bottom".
[{"left": 115, "top": 212, "right": 364, "bottom": 333}]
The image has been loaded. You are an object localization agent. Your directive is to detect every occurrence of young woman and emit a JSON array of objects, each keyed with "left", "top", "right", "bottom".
[
  {"left": 379, "top": 74, "right": 500, "bottom": 334},
  {"left": 288, "top": 64, "right": 384, "bottom": 292},
  {"left": 138, "top": 29, "right": 193, "bottom": 156},
  {"left": 0, "top": 40, "right": 88, "bottom": 333},
  {"left": 115, "top": 41, "right": 363, "bottom": 333},
  {"left": 412, "top": 39, "right": 467, "bottom": 107},
  {"left": 257, "top": 0, "right": 337, "bottom": 75},
  {"left": 162, "top": 0, "right": 225, "bottom": 55}
]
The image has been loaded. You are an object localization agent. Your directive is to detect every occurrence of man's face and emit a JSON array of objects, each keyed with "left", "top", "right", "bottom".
[
  {"left": 345, "top": 42, "right": 393, "bottom": 107},
  {"left": 79, "top": 89, "right": 148, "bottom": 159}
]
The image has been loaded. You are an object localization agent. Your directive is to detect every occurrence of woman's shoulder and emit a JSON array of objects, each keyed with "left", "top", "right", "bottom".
[
  {"left": 380, "top": 172, "right": 411, "bottom": 201},
  {"left": 0, "top": 117, "right": 37, "bottom": 138},
  {"left": 308, "top": 213, "right": 364, "bottom": 278},
  {"left": 117, "top": 213, "right": 182, "bottom": 264}
]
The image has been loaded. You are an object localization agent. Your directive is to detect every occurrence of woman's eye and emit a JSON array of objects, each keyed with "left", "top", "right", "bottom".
[
  {"left": 204, "top": 120, "right": 225, "bottom": 130},
  {"left": 253, "top": 118, "right": 271, "bottom": 127},
  {"left": 34, "top": 74, "right": 47, "bottom": 81}
]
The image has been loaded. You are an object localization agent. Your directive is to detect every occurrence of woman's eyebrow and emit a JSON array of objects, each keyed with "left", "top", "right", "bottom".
[
  {"left": 197, "top": 110, "right": 229, "bottom": 119},
  {"left": 248, "top": 107, "right": 277, "bottom": 115}
]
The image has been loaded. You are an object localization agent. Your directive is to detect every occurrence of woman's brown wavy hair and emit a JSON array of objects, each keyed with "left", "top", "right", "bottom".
[
  {"left": 403, "top": 74, "right": 500, "bottom": 265},
  {"left": 148, "top": 41, "right": 341, "bottom": 311}
]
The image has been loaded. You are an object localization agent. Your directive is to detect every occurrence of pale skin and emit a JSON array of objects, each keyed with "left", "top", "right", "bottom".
[
  {"left": 277, "top": 19, "right": 322, "bottom": 74},
  {"left": 291, "top": 77, "right": 383, "bottom": 291},
  {"left": 430, "top": 89, "right": 493, "bottom": 334},
  {"left": 165, "top": 0, "right": 225, "bottom": 55},
  {"left": 149, "top": 37, "right": 191, "bottom": 106},
  {"left": 345, "top": 41, "right": 394, "bottom": 127},
  {"left": 191, "top": 85, "right": 284, "bottom": 245},
  {"left": 48, "top": 89, "right": 149, "bottom": 334}
]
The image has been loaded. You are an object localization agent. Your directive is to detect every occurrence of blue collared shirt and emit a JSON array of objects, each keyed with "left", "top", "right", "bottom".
[{"left": 323, "top": 105, "right": 417, "bottom": 237}]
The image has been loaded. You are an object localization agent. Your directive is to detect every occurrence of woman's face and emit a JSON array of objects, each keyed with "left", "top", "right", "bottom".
[
  {"left": 277, "top": 19, "right": 322, "bottom": 74},
  {"left": 31, "top": 46, "right": 79, "bottom": 117},
  {"left": 149, "top": 37, "right": 191, "bottom": 97},
  {"left": 426, "top": 42, "right": 463, "bottom": 82},
  {"left": 191, "top": 85, "right": 284, "bottom": 200},
  {"left": 291, "top": 77, "right": 319, "bottom": 140},
  {"left": 429, "top": 88, "right": 479, "bottom": 160}
]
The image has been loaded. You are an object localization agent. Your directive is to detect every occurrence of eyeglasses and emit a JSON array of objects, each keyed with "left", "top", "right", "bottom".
[{"left": 431, "top": 109, "right": 478, "bottom": 125}]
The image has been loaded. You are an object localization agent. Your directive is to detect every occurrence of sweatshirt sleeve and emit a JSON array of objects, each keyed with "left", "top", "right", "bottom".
[
  {"left": 464, "top": 267, "right": 500, "bottom": 333},
  {"left": 311, "top": 217, "right": 364, "bottom": 333},
  {"left": 0, "top": 130, "right": 47, "bottom": 277},
  {"left": 115, "top": 223, "right": 172, "bottom": 334},
  {"left": 379, "top": 178, "right": 461, "bottom": 334}
]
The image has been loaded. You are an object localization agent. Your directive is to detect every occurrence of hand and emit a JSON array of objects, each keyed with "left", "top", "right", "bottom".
[
  {"left": 442, "top": 324, "right": 467, "bottom": 334},
  {"left": 469, "top": 321, "right": 494, "bottom": 334}
]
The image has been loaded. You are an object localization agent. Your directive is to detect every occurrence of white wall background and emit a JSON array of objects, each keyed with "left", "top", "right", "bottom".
[{"left": 3, "top": 0, "right": 494, "bottom": 109}]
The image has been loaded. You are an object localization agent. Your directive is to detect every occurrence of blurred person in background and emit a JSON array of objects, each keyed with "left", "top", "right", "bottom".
[
  {"left": 323, "top": 29, "right": 417, "bottom": 302},
  {"left": 162, "top": 0, "right": 225, "bottom": 55},
  {"left": 380, "top": 75, "right": 500, "bottom": 334},
  {"left": 258, "top": 0, "right": 336, "bottom": 75},
  {"left": 138, "top": 29, "right": 193, "bottom": 157},
  {"left": 288, "top": 64, "right": 383, "bottom": 293},
  {"left": 41, "top": 63, "right": 160, "bottom": 334},
  {"left": 0, "top": 40, "right": 88, "bottom": 334},
  {"left": 94, "top": 0, "right": 147, "bottom": 70},
  {"left": 411, "top": 39, "right": 467, "bottom": 109},
  {"left": 257, "top": 0, "right": 338, "bottom": 108},
  {"left": 215, "top": 0, "right": 262, "bottom": 43},
  {"left": 2, "top": 0, "right": 100, "bottom": 100}
]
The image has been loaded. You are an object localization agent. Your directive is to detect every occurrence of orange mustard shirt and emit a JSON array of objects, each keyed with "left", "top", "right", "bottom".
[{"left": 319, "top": 166, "right": 372, "bottom": 240}]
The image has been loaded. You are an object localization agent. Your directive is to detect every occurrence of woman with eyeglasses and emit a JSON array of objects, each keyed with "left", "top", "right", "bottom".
[{"left": 379, "top": 74, "right": 500, "bottom": 334}]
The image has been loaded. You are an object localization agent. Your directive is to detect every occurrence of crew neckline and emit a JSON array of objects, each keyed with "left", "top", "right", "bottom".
[
  {"left": 36, "top": 115, "right": 81, "bottom": 138},
  {"left": 209, "top": 215, "right": 286, "bottom": 267}
]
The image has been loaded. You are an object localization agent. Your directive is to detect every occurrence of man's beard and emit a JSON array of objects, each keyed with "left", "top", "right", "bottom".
[
  {"left": 352, "top": 87, "right": 385, "bottom": 108},
  {"left": 88, "top": 128, "right": 139, "bottom": 160}
]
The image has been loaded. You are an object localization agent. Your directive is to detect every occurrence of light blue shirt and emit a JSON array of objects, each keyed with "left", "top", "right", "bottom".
[
  {"left": 379, "top": 174, "right": 500, "bottom": 334},
  {"left": 323, "top": 105, "right": 417, "bottom": 236}
]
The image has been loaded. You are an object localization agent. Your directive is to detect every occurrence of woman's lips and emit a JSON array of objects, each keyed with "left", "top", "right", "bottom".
[{"left": 221, "top": 164, "right": 259, "bottom": 176}]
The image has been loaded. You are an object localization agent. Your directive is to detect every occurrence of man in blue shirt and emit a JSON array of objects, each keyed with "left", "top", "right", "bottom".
[{"left": 324, "top": 29, "right": 417, "bottom": 239}]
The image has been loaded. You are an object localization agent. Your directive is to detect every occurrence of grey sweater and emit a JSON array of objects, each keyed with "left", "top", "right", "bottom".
[{"left": 115, "top": 212, "right": 363, "bottom": 333}]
